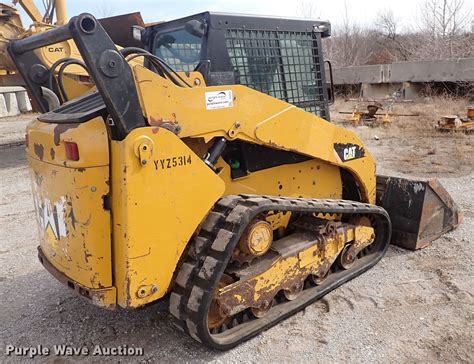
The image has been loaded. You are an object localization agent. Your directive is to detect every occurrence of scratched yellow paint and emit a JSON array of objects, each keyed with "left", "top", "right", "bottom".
[
  {"left": 26, "top": 57, "right": 380, "bottom": 311},
  {"left": 217, "top": 159, "right": 342, "bottom": 200},
  {"left": 180, "top": 138, "right": 342, "bottom": 200},
  {"left": 298, "top": 246, "right": 319, "bottom": 268},
  {"left": 110, "top": 127, "right": 225, "bottom": 308},
  {"left": 133, "top": 65, "right": 376, "bottom": 203},
  {"left": 26, "top": 118, "right": 112, "bottom": 289},
  {"left": 219, "top": 233, "right": 348, "bottom": 306},
  {"left": 253, "top": 257, "right": 299, "bottom": 301},
  {"left": 265, "top": 211, "right": 292, "bottom": 231},
  {"left": 354, "top": 226, "right": 375, "bottom": 249}
]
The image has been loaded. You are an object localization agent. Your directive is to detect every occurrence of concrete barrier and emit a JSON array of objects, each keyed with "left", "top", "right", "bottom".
[
  {"left": 333, "top": 57, "right": 474, "bottom": 85},
  {"left": 0, "top": 86, "right": 32, "bottom": 117},
  {"left": 333, "top": 57, "right": 474, "bottom": 99}
]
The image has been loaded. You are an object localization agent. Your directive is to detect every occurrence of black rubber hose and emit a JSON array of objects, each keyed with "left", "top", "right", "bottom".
[
  {"left": 120, "top": 47, "right": 152, "bottom": 58},
  {"left": 126, "top": 52, "right": 192, "bottom": 88},
  {"left": 48, "top": 57, "right": 70, "bottom": 92},
  {"left": 57, "top": 59, "right": 89, "bottom": 101}
]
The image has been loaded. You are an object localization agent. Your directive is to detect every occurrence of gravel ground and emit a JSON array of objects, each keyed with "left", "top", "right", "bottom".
[
  {"left": 0, "top": 112, "right": 473, "bottom": 363},
  {"left": 0, "top": 115, "right": 36, "bottom": 148}
]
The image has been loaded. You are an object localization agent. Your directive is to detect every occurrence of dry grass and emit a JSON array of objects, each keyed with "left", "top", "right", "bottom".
[{"left": 330, "top": 97, "right": 474, "bottom": 178}]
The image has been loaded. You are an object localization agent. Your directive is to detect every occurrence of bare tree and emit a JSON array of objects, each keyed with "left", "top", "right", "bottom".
[
  {"left": 338, "top": 2, "right": 362, "bottom": 65},
  {"left": 323, "top": 0, "right": 473, "bottom": 67},
  {"left": 417, "top": 0, "right": 472, "bottom": 58},
  {"left": 325, "top": 1, "right": 375, "bottom": 66},
  {"left": 375, "top": 8, "right": 399, "bottom": 40},
  {"left": 420, "top": 0, "right": 470, "bottom": 37},
  {"left": 374, "top": 8, "right": 413, "bottom": 62},
  {"left": 95, "top": 0, "right": 115, "bottom": 18},
  {"left": 296, "top": 1, "right": 320, "bottom": 19}
]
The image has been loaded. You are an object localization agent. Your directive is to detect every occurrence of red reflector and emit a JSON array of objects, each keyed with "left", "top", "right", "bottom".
[{"left": 65, "top": 142, "right": 79, "bottom": 161}]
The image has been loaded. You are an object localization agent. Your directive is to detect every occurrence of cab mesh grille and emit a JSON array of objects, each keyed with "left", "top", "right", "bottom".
[{"left": 225, "top": 29, "right": 327, "bottom": 119}]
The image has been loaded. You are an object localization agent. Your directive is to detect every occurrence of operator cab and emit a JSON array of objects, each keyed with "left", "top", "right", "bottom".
[{"left": 139, "top": 12, "right": 334, "bottom": 119}]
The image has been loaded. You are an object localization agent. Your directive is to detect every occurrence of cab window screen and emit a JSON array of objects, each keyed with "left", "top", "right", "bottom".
[
  {"left": 225, "top": 29, "right": 326, "bottom": 118},
  {"left": 153, "top": 29, "right": 202, "bottom": 72}
]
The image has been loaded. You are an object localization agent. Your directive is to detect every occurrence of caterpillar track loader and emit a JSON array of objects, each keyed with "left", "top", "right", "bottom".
[{"left": 13, "top": 13, "right": 462, "bottom": 349}]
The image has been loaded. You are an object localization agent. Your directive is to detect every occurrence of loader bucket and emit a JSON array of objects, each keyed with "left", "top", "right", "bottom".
[{"left": 376, "top": 176, "right": 463, "bottom": 250}]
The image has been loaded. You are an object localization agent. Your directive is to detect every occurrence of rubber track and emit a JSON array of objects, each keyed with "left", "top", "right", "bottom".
[{"left": 169, "top": 195, "right": 391, "bottom": 350}]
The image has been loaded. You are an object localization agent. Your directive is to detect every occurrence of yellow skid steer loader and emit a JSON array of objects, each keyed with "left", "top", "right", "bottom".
[{"left": 10, "top": 13, "right": 461, "bottom": 349}]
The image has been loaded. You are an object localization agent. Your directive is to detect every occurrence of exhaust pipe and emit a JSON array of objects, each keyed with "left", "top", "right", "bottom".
[
  {"left": 40, "top": 87, "right": 60, "bottom": 111},
  {"left": 376, "top": 175, "right": 463, "bottom": 250}
]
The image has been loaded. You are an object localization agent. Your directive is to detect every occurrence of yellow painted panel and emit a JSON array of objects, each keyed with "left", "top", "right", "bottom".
[
  {"left": 254, "top": 110, "right": 377, "bottom": 203},
  {"left": 29, "top": 157, "right": 112, "bottom": 288},
  {"left": 217, "top": 159, "right": 342, "bottom": 200},
  {"left": 111, "top": 127, "right": 225, "bottom": 308},
  {"left": 133, "top": 65, "right": 291, "bottom": 142},
  {"left": 27, "top": 117, "right": 109, "bottom": 167},
  {"left": 27, "top": 117, "right": 112, "bottom": 289},
  {"left": 60, "top": 75, "right": 95, "bottom": 100},
  {"left": 133, "top": 65, "right": 376, "bottom": 203}
]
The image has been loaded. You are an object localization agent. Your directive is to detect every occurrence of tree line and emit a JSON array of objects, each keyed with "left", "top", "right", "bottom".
[{"left": 299, "top": 0, "right": 473, "bottom": 67}]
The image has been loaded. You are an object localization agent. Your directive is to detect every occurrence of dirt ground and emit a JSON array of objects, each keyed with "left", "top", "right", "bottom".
[
  {"left": 0, "top": 115, "right": 32, "bottom": 148},
  {"left": 0, "top": 100, "right": 473, "bottom": 363},
  {"left": 332, "top": 97, "right": 474, "bottom": 178}
]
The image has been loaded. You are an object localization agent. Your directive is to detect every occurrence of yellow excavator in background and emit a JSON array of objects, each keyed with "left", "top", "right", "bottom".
[
  {"left": 0, "top": 0, "right": 144, "bottom": 110},
  {"left": 10, "top": 12, "right": 462, "bottom": 349},
  {"left": 0, "top": 0, "right": 90, "bottom": 101},
  {"left": 0, "top": 0, "right": 69, "bottom": 74}
]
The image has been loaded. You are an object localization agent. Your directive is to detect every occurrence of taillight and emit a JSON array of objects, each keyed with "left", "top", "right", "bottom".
[
  {"left": 25, "top": 133, "right": 29, "bottom": 148},
  {"left": 65, "top": 142, "right": 79, "bottom": 161}
]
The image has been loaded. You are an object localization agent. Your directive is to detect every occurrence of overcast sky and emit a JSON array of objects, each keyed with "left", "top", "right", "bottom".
[{"left": 17, "top": 0, "right": 430, "bottom": 30}]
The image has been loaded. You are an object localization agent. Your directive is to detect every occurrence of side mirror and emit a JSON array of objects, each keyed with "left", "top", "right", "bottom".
[{"left": 184, "top": 19, "right": 206, "bottom": 38}]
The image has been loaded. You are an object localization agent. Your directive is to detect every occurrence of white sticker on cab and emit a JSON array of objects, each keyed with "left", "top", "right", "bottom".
[{"left": 205, "top": 90, "right": 233, "bottom": 110}]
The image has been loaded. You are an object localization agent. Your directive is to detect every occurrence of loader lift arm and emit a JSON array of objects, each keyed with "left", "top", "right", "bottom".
[{"left": 9, "top": 13, "right": 146, "bottom": 140}]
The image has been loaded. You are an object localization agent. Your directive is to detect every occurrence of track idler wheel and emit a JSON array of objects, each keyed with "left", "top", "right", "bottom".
[
  {"left": 239, "top": 219, "right": 273, "bottom": 257},
  {"left": 338, "top": 244, "right": 357, "bottom": 270},
  {"left": 250, "top": 299, "right": 274, "bottom": 318},
  {"left": 311, "top": 272, "right": 328, "bottom": 286},
  {"left": 283, "top": 282, "right": 304, "bottom": 301},
  {"left": 208, "top": 274, "right": 234, "bottom": 329}
]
